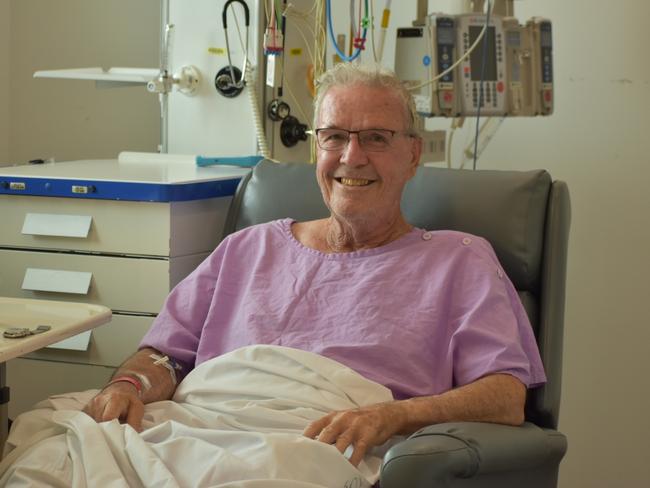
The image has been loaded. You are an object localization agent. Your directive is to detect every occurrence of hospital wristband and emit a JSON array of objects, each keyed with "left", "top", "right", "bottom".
[{"left": 106, "top": 376, "right": 143, "bottom": 396}]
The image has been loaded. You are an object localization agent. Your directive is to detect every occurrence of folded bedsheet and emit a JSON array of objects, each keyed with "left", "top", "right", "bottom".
[{"left": 0, "top": 345, "right": 395, "bottom": 488}]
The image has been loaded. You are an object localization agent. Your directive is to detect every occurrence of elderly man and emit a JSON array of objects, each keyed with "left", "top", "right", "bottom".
[{"left": 83, "top": 63, "right": 544, "bottom": 469}]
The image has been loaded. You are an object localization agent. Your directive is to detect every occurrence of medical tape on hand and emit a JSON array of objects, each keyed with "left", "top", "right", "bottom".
[{"left": 149, "top": 353, "right": 182, "bottom": 385}]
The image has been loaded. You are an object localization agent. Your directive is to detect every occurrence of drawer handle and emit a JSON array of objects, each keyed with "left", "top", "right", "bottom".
[
  {"left": 22, "top": 268, "right": 92, "bottom": 295},
  {"left": 22, "top": 213, "right": 92, "bottom": 238}
]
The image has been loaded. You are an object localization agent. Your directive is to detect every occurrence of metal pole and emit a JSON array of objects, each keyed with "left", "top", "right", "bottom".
[
  {"left": 471, "top": 0, "right": 486, "bottom": 13},
  {"left": 416, "top": 0, "right": 427, "bottom": 24},
  {"left": 492, "top": 0, "right": 515, "bottom": 16},
  {"left": 159, "top": 0, "right": 170, "bottom": 153}
]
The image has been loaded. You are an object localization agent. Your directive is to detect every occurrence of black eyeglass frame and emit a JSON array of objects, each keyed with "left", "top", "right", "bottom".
[{"left": 313, "top": 128, "right": 417, "bottom": 152}]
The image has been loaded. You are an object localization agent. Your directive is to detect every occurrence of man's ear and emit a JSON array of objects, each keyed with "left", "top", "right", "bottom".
[{"left": 408, "top": 136, "right": 423, "bottom": 176}]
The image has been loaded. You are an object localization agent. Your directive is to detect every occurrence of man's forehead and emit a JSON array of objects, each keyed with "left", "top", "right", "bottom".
[
  {"left": 318, "top": 85, "right": 406, "bottom": 123},
  {"left": 322, "top": 84, "right": 400, "bottom": 104}
]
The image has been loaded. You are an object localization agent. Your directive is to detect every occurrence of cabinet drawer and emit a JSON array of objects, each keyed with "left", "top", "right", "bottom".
[
  {"left": 0, "top": 195, "right": 230, "bottom": 256},
  {"left": 24, "top": 314, "right": 154, "bottom": 367},
  {"left": 1, "top": 195, "right": 170, "bottom": 255},
  {"left": 0, "top": 249, "right": 207, "bottom": 313}
]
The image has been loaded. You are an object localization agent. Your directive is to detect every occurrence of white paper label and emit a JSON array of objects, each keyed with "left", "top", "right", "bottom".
[
  {"left": 22, "top": 268, "right": 92, "bottom": 295},
  {"left": 22, "top": 213, "right": 92, "bottom": 238},
  {"left": 46, "top": 330, "right": 92, "bottom": 351}
]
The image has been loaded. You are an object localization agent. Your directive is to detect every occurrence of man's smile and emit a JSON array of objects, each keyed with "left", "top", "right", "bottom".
[{"left": 335, "top": 177, "right": 374, "bottom": 187}]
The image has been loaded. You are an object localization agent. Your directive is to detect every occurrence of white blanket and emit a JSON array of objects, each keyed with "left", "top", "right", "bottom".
[{"left": 0, "top": 345, "right": 396, "bottom": 487}]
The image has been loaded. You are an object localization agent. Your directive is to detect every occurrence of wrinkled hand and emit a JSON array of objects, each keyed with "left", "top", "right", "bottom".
[
  {"left": 82, "top": 382, "right": 145, "bottom": 432},
  {"left": 303, "top": 402, "right": 407, "bottom": 466}
]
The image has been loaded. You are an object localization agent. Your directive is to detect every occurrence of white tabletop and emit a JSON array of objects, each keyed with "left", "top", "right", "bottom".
[
  {"left": 0, "top": 158, "right": 250, "bottom": 185},
  {"left": 0, "top": 297, "right": 112, "bottom": 362}
]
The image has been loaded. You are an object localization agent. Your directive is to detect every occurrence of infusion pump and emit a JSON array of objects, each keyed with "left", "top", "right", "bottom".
[{"left": 396, "top": 13, "right": 553, "bottom": 117}]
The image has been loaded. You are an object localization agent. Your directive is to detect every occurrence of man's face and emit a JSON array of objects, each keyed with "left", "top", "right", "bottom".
[{"left": 315, "top": 84, "right": 422, "bottom": 225}]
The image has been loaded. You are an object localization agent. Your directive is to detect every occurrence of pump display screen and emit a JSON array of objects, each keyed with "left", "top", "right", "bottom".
[
  {"left": 438, "top": 27, "right": 455, "bottom": 45},
  {"left": 469, "top": 26, "right": 497, "bottom": 81}
]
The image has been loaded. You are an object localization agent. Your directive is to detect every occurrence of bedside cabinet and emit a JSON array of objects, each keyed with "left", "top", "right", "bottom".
[{"left": 0, "top": 159, "right": 248, "bottom": 418}]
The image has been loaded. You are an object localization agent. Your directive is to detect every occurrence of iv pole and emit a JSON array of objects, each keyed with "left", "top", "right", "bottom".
[{"left": 159, "top": 0, "right": 170, "bottom": 153}]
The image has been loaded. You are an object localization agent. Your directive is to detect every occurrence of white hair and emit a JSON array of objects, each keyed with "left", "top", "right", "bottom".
[{"left": 313, "top": 63, "right": 419, "bottom": 134}]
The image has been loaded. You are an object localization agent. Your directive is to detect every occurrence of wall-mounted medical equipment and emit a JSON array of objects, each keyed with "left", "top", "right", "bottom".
[
  {"left": 33, "top": 0, "right": 319, "bottom": 163},
  {"left": 456, "top": 13, "right": 506, "bottom": 115},
  {"left": 395, "top": 16, "right": 457, "bottom": 117},
  {"left": 529, "top": 17, "right": 554, "bottom": 115},
  {"left": 215, "top": 0, "right": 251, "bottom": 98},
  {"left": 396, "top": 10, "right": 553, "bottom": 118}
]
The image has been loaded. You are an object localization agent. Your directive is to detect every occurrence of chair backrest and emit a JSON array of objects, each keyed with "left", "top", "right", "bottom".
[{"left": 223, "top": 160, "right": 571, "bottom": 429}]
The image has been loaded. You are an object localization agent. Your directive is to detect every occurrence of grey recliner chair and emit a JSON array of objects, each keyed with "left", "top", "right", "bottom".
[{"left": 222, "top": 159, "right": 570, "bottom": 488}]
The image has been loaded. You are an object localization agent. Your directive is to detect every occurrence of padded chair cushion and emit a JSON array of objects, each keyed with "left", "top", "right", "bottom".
[
  {"left": 227, "top": 160, "right": 551, "bottom": 293},
  {"left": 402, "top": 167, "right": 551, "bottom": 291}
]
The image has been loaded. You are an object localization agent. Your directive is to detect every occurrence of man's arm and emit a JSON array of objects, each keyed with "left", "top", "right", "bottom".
[
  {"left": 303, "top": 373, "right": 526, "bottom": 466},
  {"left": 82, "top": 347, "right": 178, "bottom": 432}
]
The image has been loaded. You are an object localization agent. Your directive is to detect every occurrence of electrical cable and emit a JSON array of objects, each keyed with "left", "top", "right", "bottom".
[
  {"left": 311, "top": 0, "right": 327, "bottom": 163},
  {"left": 472, "top": 0, "right": 491, "bottom": 171},
  {"left": 277, "top": 2, "right": 317, "bottom": 126},
  {"left": 286, "top": 14, "right": 315, "bottom": 63},
  {"left": 263, "top": 0, "right": 270, "bottom": 24},
  {"left": 326, "top": 0, "right": 367, "bottom": 62},
  {"left": 446, "top": 120, "right": 458, "bottom": 169},
  {"left": 279, "top": 0, "right": 288, "bottom": 96},
  {"left": 459, "top": 116, "right": 504, "bottom": 170},
  {"left": 313, "top": 1, "right": 327, "bottom": 78},
  {"left": 284, "top": 77, "right": 312, "bottom": 131}
]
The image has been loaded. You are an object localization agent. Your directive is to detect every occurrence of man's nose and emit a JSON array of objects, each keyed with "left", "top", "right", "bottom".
[{"left": 340, "top": 133, "right": 368, "bottom": 167}]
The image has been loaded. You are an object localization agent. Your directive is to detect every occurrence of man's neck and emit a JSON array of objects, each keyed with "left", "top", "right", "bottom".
[{"left": 323, "top": 215, "right": 412, "bottom": 253}]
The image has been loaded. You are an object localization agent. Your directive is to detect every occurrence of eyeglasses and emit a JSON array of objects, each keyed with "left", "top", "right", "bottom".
[{"left": 314, "top": 128, "right": 413, "bottom": 152}]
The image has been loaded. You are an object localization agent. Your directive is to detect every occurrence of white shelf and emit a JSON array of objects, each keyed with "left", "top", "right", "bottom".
[{"left": 33, "top": 67, "right": 158, "bottom": 84}]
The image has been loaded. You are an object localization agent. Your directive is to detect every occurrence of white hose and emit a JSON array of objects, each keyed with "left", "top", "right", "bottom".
[{"left": 245, "top": 63, "right": 270, "bottom": 160}]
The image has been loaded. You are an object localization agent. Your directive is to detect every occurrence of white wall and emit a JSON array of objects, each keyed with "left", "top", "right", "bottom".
[
  {"left": 0, "top": 0, "right": 10, "bottom": 163},
  {"left": 6, "top": 0, "right": 160, "bottom": 164},
  {"left": 335, "top": 1, "right": 650, "bottom": 486},
  {"left": 481, "top": 1, "right": 650, "bottom": 487}
]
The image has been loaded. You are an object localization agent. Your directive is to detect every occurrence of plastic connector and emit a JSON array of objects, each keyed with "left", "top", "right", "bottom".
[{"left": 264, "top": 28, "right": 284, "bottom": 55}]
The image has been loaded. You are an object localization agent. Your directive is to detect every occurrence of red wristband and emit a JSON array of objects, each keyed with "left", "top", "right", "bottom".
[{"left": 107, "top": 376, "right": 142, "bottom": 396}]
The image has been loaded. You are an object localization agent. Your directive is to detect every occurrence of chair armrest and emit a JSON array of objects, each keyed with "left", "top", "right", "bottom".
[{"left": 380, "top": 422, "right": 567, "bottom": 487}]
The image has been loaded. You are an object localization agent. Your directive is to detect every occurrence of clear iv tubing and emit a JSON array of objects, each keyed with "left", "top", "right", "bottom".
[{"left": 327, "top": 0, "right": 367, "bottom": 62}]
